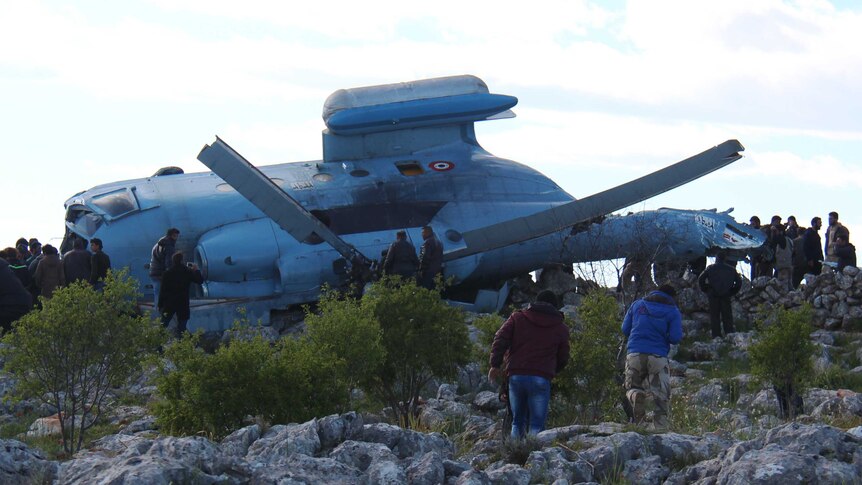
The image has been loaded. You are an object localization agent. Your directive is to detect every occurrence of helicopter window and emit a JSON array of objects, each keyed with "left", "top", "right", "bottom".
[
  {"left": 445, "top": 229, "right": 463, "bottom": 243},
  {"left": 313, "top": 173, "right": 333, "bottom": 183},
  {"left": 350, "top": 169, "right": 370, "bottom": 177},
  {"left": 88, "top": 189, "right": 139, "bottom": 219},
  {"left": 65, "top": 204, "right": 103, "bottom": 236},
  {"left": 396, "top": 161, "right": 424, "bottom": 176}
]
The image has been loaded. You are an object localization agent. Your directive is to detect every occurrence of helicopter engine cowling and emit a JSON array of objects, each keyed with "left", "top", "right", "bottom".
[{"left": 194, "top": 219, "right": 281, "bottom": 298}]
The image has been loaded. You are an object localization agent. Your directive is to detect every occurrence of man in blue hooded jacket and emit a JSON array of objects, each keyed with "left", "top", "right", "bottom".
[{"left": 621, "top": 284, "right": 683, "bottom": 430}]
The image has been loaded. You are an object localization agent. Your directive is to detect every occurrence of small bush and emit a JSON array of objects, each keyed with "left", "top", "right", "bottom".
[
  {"left": 153, "top": 328, "right": 349, "bottom": 439},
  {"left": 811, "top": 364, "right": 862, "bottom": 392},
  {"left": 306, "top": 277, "right": 471, "bottom": 427},
  {"left": 471, "top": 313, "right": 505, "bottom": 372},
  {"left": 749, "top": 304, "right": 816, "bottom": 419},
  {"left": 1, "top": 270, "right": 164, "bottom": 455},
  {"left": 552, "top": 290, "right": 623, "bottom": 424}
]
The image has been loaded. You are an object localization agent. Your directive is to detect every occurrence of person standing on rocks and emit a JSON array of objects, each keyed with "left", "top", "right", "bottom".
[
  {"left": 698, "top": 252, "right": 742, "bottom": 338},
  {"left": 621, "top": 283, "right": 682, "bottom": 430},
  {"left": 824, "top": 211, "right": 849, "bottom": 265},
  {"left": 62, "top": 237, "right": 91, "bottom": 285},
  {"left": 834, "top": 235, "right": 856, "bottom": 272},
  {"left": 1, "top": 257, "right": 32, "bottom": 333},
  {"left": 158, "top": 251, "right": 203, "bottom": 336},
  {"left": 89, "top": 238, "right": 111, "bottom": 290},
  {"left": 417, "top": 226, "right": 443, "bottom": 290},
  {"left": 488, "top": 290, "right": 570, "bottom": 439},
  {"left": 382, "top": 230, "right": 419, "bottom": 279},
  {"left": 803, "top": 217, "right": 824, "bottom": 276},
  {"left": 34, "top": 245, "right": 65, "bottom": 299},
  {"left": 150, "top": 227, "right": 180, "bottom": 308}
]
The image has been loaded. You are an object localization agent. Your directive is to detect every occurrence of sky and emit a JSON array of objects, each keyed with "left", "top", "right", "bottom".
[{"left": 2, "top": 0, "right": 861, "bottom": 254}]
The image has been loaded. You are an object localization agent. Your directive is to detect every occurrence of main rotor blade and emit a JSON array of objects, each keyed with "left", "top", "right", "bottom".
[
  {"left": 444, "top": 139, "right": 744, "bottom": 261},
  {"left": 197, "top": 137, "right": 368, "bottom": 264}
]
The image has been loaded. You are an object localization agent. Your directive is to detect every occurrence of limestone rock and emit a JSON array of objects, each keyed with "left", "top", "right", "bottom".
[
  {"left": 246, "top": 419, "right": 321, "bottom": 465},
  {"left": 485, "top": 463, "right": 530, "bottom": 484},
  {"left": 406, "top": 451, "right": 445, "bottom": 485},
  {"left": 524, "top": 447, "right": 593, "bottom": 483},
  {"left": 0, "top": 439, "right": 58, "bottom": 485},
  {"left": 250, "top": 453, "right": 360, "bottom": 484},
  {"left": 220, "top": 424, "right": 261, "bottom": 458},
  {"left": 473, "top": 391, "right": 504, "bottom": 411},
  {"left": 329, "top": 440, "right": 397, "bottom": 472}
]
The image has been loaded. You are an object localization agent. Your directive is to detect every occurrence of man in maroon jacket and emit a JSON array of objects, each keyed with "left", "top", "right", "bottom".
[{"left": 488, "top": 290, "right": 570, "bottom": 439}]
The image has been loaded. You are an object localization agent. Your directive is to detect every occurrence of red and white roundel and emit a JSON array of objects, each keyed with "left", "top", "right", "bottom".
[{"left": 429, "top": 161, "right": 455, "bottom": 172}]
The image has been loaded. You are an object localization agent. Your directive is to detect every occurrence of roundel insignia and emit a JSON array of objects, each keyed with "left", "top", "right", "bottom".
[{"left": 429, "top": 161, "right": 455, "bottom": 171}]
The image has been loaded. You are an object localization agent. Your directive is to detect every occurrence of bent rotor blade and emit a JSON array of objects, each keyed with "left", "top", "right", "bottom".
[
  {"left": 197, "top": 137, "right": 367, "bottom": 264},
  {"left": 444, "top": 139, "right": 744, "bottom": 261}
]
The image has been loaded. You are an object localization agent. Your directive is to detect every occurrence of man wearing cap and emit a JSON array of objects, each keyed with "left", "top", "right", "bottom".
[
  {"left": 488, "top": 290, "right": 570, "bottom": 439},
  {"left": 622, "top": 284, "right": 683, "bottom": 430}
]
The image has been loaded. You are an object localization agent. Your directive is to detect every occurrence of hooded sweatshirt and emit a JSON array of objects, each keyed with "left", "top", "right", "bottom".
[
  {"left": 490, "top": 302, "right": 570, "bottom": 380},
  {"left": 622, "top": 290, "right": 683, "bottom": 357}
]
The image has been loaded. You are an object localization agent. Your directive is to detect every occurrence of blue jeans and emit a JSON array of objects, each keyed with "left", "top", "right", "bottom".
[
  {"left": 151, "top": 278, "right": 161, "bottom": 309},
  {"left": 508, "top": 374, "right": 551, "bottom": 439}
]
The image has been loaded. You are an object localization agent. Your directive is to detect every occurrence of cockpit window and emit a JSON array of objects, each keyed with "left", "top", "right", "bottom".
[{"left": 88, "top": 189, "right": 139, "bottom": 219}]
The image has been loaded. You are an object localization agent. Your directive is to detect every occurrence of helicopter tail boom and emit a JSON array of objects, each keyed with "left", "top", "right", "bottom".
[{"left": 444, "top": 140, "right": 745, "bottom": 261}]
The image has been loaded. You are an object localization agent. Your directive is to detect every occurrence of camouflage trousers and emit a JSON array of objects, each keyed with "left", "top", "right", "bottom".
[{"left": 624, "top": 353, "right": 671, "bottom": 429}]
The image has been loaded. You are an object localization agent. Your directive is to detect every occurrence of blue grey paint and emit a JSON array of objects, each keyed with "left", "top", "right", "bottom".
[{"left": 61, "top": 75, "right": 765, "bottom": 330}]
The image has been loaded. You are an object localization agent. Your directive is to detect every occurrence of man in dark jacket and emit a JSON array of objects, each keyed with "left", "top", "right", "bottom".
[
  {"left": 835, "top": 235, "right": 856, "bottom": 271},
  {"left": 803, "top": 217, "right": 824, "bottom": 276},
  {"left": 89, "top": 238, "right": 111, "bottom": 290},
  {"left": 418, "top": 226, "right": 443, "bottom": 289},
  {"left": 63, "top": 237, "right": 91, "bottom": 285},
  {"left": 149, "top": 228, "right": 179, "bottom": 308},
  {"left": 382, "top": 230, "right": 419, "bottom": 279},
  {"left": 488, "top": 290, "right": 570, "bottom": 439},
  {"left": 158, "top": 251, "right": 203, "bottom": 336},
  {"left": 622, "top": 284, "right": 683, "bottom": 430},
  {"left": 1, "top": 258, "right": 32, "bottom": 333},
  {"left": 698, "top": 252, "right": 742, "bottom": 338}
]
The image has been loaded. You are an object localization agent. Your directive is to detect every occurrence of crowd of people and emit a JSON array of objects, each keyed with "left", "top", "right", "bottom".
[
  {"left": 748, "top": 211, "right": 855, "bottom": 289},
  {"left": 0, "top": 236, "right": 113, "bottom": 332},
  {"left": 488, "top": 210, "right": 854, "bottom": 437}
]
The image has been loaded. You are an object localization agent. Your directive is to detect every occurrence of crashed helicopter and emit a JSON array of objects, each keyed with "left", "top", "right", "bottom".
[{"left": 61, "top": 75, "right": 764, "bottom": 330}]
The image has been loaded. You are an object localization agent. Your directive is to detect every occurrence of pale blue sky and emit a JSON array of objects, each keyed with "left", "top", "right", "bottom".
[{"left": 2, "top": 0, "right": 861, "bottom": 251}]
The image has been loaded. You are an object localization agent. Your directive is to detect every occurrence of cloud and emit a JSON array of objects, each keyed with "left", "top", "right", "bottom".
[
  {"left": 723, "top": 150, "right": 862, "bottom": 188},
  {"left": 4, "top": 0, "right": 860, "bottom": 123}
]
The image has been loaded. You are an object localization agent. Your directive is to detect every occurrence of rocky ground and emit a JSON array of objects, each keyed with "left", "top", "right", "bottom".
[{"left": 2, "top": 269, "right": 862, "bottom": 484}]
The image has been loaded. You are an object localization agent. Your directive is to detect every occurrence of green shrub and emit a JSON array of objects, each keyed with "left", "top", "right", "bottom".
[
  {"left": 306, "top": 276, "right": 471, "bottom": 427},
  {"left": 749, "top": 304, "right": 816, "bottom": 419},
  {"left": 304, "top": 289, "right": 384, "bottom": 394},
  {"left": 471, "top": 313, "right": 505, "bottom": 372},
  {"left": 811, "top": 364, "right": 862, "bottom": 392},
  {"left": 153, "top": 328, "right": 349, "bottom": 439},
  {"left": 1, "top": 270, "right": 165, "bottom": 454},
  {"left": 552, "top": 290, "right": 623, "bottom": 424}
]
